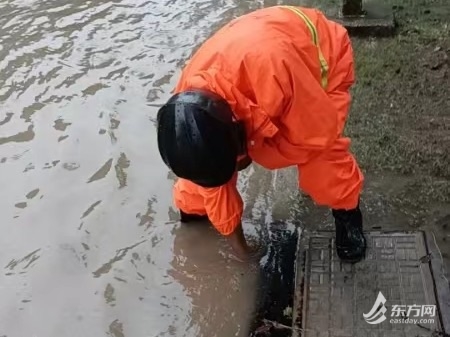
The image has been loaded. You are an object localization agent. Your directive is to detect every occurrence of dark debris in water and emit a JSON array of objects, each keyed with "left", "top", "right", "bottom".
[{"left": 248, "top": 223, "right": 299, "bottom": 337}]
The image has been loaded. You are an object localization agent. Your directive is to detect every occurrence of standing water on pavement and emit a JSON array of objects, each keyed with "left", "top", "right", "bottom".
[{"left": 0, "top": 1, "right": 290, "bottom": 336}]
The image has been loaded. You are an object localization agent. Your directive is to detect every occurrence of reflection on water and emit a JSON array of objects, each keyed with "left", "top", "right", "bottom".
[
  {"left": 0, "top": 0, "right": 283, "bottom": 336},
  {"left": 3, "top": 0, "right": 446, "bottom": 336},
  {"left": 169, "top": 222, "right": 260, "bottom": 337}
]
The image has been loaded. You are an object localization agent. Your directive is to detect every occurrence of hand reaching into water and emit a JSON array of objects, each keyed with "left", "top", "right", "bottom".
[
  {"left": 228, "top": 234, "right": 267, "bottom": 263},
  {"left": 224, "top": 222, "right": 266, "bottom": 263},
  {"left": 230, "top": 243, "right": 266, "bottom": 263}
]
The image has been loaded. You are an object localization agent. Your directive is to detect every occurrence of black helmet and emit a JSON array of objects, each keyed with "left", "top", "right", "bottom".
[{"left": 157, "top": 89, "right": 246, "bottom": 188}]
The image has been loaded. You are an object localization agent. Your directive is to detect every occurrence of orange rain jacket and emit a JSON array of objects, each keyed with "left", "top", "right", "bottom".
[{"left": 172, "top": 6, "right": 364, "bottom": 236}]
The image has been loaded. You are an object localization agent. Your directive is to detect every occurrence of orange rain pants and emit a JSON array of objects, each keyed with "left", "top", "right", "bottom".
[{"left": 172, "top": 6, "right": 364, "bottom": 236}]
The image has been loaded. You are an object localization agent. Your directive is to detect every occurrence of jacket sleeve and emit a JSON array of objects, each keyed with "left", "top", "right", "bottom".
[
  {"left": 198, "top": 172, "right": 243, "bottom": 236},
  {"left": 174, "top": 71, "right": 248, "bottom": 236}
]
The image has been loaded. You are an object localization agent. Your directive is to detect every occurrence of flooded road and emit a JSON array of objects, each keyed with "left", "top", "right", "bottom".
[
  {"left": 0, "top": 1, "right": 286, "bottom": 336},
  {"left": 1, "top": 0, "right": 449, "bottom": 336}
]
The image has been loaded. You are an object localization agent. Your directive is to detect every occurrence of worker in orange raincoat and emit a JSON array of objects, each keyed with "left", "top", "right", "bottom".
[{"left": 157, "top": 6, "right": 366, "bottom": 263}]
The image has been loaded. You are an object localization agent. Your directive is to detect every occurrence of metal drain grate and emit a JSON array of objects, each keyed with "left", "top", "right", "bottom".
[{"left": 293, "top": 231, "right": 450, "bottom": 337}]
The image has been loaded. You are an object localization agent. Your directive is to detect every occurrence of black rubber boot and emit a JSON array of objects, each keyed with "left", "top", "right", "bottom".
[
  {"left": 332, "top": 204, "right": 366, "bottom": 263},
  {"left": 179, "top": 210, "right": 209, "bottom": 223}
]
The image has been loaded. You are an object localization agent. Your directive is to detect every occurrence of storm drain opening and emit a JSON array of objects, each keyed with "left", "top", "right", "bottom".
[{"left": 248, "top": 222, "right": 300, "bottom": 337}]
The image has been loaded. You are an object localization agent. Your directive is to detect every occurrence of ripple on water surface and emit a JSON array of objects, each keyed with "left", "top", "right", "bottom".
[{"left": 0, "top": 0, "right": 267, "bottom": 336}]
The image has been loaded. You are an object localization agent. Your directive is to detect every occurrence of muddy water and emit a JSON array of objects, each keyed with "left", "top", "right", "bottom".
[
  {"left": 2, "top": 0, "right": 448, "bottom": 336},
  {"left": 0, "top": 1, "right": 292, "bottom": 336}
]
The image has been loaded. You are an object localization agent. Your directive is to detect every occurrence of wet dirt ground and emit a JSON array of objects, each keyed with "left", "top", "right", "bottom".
[{"left": 0, "top": 0, "right": 449, "bottom": 336}]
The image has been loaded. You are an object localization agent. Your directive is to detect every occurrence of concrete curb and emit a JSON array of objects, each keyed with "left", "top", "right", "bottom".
[{"left": 334, "top": 14, "right": 397, "bottom": 38}]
